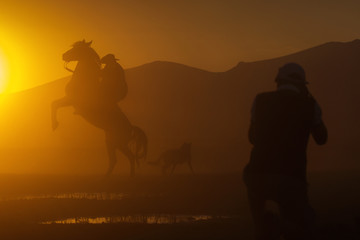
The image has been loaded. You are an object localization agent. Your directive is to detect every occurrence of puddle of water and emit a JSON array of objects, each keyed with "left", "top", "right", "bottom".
[
  {"left": 0, "top": 192, "right": 127, "bottom": 201},
  {"left": 42, "top": 214, "right": 224, "bottom": 224}
]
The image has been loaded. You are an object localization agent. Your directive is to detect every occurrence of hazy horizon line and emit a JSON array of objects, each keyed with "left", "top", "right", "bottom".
[{"left": 3, "top": 38, "right": 359, "bottom": 95}]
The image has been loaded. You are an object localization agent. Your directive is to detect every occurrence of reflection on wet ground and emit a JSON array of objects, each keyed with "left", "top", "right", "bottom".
[
  {"left": 0, "top": 192, "right": 127, "bottom": 201},
  {"left": 42, "top": 214, "right": 229, "bottom": 224}
]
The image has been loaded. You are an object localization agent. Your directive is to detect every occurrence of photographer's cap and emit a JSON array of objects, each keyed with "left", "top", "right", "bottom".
[{"left": 275, "top": 63, "right": 308, "bottom": 84}]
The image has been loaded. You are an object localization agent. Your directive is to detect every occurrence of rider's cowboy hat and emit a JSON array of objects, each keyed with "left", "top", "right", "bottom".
[{"left": 101, "top": 54, "right": 119, "bottom": 63}]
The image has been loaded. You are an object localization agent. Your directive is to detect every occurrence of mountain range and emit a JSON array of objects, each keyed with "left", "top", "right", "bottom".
[{"left": 0, "top": 39, "right": 359, "bottom": 174}]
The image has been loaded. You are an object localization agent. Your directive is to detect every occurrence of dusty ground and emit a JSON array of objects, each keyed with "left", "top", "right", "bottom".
[{"left": 0, "top": 172, "right": 358, "bottom": 239}]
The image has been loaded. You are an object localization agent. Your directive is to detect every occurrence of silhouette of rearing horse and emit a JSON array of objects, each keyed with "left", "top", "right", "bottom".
[{"left": 51, "top": 40, "right": 147, "bottom": 176}]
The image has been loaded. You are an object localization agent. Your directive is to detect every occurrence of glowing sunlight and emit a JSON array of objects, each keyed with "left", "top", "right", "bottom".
[{"left": 0, "top": 49, "right": 7, "bottom": 93}]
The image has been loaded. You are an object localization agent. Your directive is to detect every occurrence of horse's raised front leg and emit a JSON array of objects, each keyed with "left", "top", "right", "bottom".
[{"left": 51, "top": 97, "right": 72, "bottom": 130}]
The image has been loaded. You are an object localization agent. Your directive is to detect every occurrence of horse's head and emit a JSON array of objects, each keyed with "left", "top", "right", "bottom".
[{"left": 63, "top": 40, "right": 100, "bottom": 63}]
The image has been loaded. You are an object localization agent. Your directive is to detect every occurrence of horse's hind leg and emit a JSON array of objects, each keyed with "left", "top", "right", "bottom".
[
  {"left": 131, "top": 126, "right": 148, "bottom": 169},
  {"left": 105, "top": 140, "right": 117, "bottom": 176},
  {"left": 120, "top": 146, "right": 136, "bottom": 177},
  {"left": 134, "top": 143, "right": 140, "bottom": 169}
]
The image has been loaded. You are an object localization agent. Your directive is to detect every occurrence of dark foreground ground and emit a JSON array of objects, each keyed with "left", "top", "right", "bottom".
[
  {"left": 0, "top": 172, "right": 358, "bottom": 239},
  {"left": 0, "top": 220, "right": 245, "bottom": 240}
]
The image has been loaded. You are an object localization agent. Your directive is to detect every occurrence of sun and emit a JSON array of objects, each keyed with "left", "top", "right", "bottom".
[
  {"left": 0, "top": 49, "right": 8, "bottom": 93},
  {"left": 0, "top": 62, "right": 3, "bottom": 80}
]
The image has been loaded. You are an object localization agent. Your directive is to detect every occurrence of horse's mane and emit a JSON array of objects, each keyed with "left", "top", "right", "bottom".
[
  {"left": 72, "top": 40, "right": 88, "bottom": 47},
  {"left": 89, "top": 48, "right": 101, "bottom": 64}
]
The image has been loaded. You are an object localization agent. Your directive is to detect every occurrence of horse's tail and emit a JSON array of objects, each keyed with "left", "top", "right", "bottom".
[{"left": 131, "top": 126, "right": 148, "bottom": 161}]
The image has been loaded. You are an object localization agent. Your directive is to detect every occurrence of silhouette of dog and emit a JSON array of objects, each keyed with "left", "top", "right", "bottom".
[{"left": 149, "top": 142, "right": 193, "bottom": 175}]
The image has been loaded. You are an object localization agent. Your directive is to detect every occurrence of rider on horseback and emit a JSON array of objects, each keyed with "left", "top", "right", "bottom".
[
  {"left": 52, "top": 41, "right": 147, "bottom": 176},
  {"left": 100, "top": 54, "right": 128, "bottom": 106}
]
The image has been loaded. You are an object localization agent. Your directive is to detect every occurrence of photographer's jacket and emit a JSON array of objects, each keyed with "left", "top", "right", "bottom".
[{"left": 247, "top": 85, "right": 327, "bottom": 181}]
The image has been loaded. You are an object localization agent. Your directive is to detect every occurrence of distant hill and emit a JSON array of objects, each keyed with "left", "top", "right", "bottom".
[{"left": 0, "top": 40, "right": 359, "bottom": 174}]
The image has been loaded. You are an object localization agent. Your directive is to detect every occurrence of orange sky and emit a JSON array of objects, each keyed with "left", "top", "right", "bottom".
[{"left": 1, "top": 0, "right": 360, "bottom": 92}]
